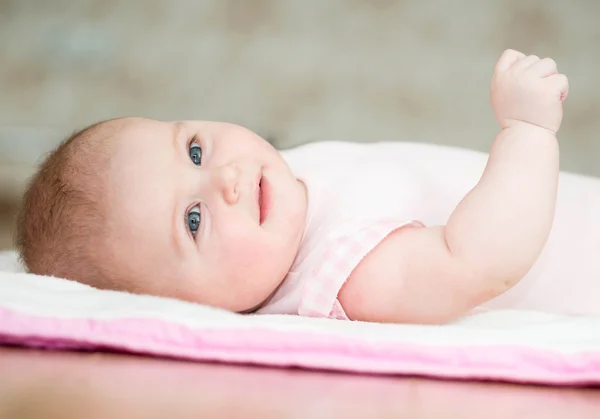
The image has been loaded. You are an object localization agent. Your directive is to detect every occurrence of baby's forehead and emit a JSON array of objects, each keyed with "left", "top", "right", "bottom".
[
  {"left": 108, "top": 118, "right": 174, "bottom": 148},
  {"left": 99, "top": 117, "right": 154, "bottom": 139},
  {"left": 106, "top": 119, "right": 177, "bottom": 198},
  {"left": 103, "top": 122, "right": 183, "bottom": 275}
]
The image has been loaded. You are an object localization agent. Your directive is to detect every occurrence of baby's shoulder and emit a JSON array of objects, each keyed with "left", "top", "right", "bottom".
[
  {"left": 280, "top": 140, "right": 414, "bottom": 167},
  {"left": 280, "top": 140, "right": 365, "bottom": 161},
  {"left": 281, "top": 140, "right": 490, "bottom": 176}
]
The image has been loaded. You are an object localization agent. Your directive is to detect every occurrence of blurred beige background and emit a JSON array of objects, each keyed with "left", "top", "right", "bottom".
[{"left": 1, "top": 0, "right": 599, "bottom": 250}]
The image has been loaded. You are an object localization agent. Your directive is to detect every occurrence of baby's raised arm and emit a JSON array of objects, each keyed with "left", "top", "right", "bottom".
[{"left": 339, "top": 50, "right": 569, "bottom": 324}]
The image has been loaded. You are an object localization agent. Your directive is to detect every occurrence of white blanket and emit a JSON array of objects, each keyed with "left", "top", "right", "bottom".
[{"left": 1, "top": 250, "right": 600, "bottom": 386}]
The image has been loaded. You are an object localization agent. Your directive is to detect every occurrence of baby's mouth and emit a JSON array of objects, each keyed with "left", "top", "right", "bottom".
[
  {"left": 258, "top": 175, "right": 270, "bottom": 225},
  {"left": 258, "top": 177, "right": 264, "bottom": 223}
]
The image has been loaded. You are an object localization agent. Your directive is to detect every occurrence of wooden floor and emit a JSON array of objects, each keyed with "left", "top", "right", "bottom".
[{"left": 0, "top": 347, "right": 599, "bottom": 419}]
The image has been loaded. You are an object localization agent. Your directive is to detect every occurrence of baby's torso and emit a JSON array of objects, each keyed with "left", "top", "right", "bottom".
[
  {"left": 257, "top": 141, "right": 484, "bottom": 318},
  {"left": 258, "top": 141, "right": 600, "bottom": 318}
]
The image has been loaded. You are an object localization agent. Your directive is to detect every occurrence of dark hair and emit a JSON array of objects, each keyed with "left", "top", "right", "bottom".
[{"left": 15, "top": 120, "right": 118, "bottom": 287}]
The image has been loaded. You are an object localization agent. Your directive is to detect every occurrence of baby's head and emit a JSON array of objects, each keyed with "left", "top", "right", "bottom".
[{"left": 16, "top": 117, "right": 307, "bottom": 312}]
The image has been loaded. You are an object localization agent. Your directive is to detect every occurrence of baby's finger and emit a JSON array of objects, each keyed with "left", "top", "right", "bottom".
[
  {"left": 548, "top": 73, "right": 569, "bottom": 101},
  {"left": 529, "top": 58, "right": 558, "bottom": 78},
  {"left": 514, "top": 55, "right": 540, "bottom": 71},
  {"left": 494, "top": 49, "right": 526, "bottom": 73}
]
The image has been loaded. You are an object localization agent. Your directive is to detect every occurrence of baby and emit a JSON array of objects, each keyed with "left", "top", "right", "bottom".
[{"left": 15, "top": 49, "right": 600, "bottom": 324}]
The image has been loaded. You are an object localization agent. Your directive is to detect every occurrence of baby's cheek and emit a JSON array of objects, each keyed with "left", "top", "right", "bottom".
[{"left": 221, "top": 229, "right": 273, "bottom": 273}]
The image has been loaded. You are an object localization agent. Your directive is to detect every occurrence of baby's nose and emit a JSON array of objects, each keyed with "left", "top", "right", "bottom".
[{"left": 215, "top": 163, "right": 240, "bottom": 205}]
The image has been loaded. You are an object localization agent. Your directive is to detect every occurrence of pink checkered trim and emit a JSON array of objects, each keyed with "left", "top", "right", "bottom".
[{"left": 298, "top": 219, "right": 424, "bottom": 320}]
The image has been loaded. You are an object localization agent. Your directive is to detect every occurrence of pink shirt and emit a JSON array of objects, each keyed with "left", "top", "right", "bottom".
[
  {"left": 257, "top": 141, "right": 424, "bottom": 319},
  {"left": 258, "top": 141, "right": 600, "bottom": 319}
]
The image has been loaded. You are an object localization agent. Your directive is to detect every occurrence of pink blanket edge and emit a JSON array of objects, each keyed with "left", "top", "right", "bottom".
[{"left": 1, "top": 307, "right": 600, "bottom": 386}]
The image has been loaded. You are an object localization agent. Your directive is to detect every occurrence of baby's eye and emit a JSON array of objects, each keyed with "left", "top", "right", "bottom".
[
  {"left": 187, "top": 205, "right": 201, "bottom": 237},
  {"left": 189, "top": 140, "right": 202, "bottom": 166}
]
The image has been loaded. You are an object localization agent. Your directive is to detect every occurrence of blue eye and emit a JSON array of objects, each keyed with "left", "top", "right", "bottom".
[
  {"left": 187, "top": 205, "right": 201, "bottom": 237},
  {"left": 189, "top": 142, "right": 202, "bottom": 166}
]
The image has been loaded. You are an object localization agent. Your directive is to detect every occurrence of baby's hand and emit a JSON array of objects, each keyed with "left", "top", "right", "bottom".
[{"left": 491, "top": 49, "right": 569, "bottom": 133}]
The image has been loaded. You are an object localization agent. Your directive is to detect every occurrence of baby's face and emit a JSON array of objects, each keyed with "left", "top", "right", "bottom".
[{"left": 105, "top": 118, "right": 307, "bottom": 312}]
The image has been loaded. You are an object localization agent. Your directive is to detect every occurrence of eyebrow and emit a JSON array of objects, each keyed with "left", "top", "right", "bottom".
[{"left": 171, "top": 122, "right": 187, "bottom": 259}]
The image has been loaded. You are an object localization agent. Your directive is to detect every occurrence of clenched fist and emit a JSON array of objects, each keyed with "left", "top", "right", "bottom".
[{"left": 491, "top": 49, "right": 569, "bottom": 133}]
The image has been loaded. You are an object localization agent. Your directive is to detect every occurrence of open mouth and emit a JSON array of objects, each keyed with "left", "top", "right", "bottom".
[
  {"left": 258, "top": 176, "right": 270, "bottom": 225},
  {"left": 258, "top": 177, "right": 263, "bottom": 223}
]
